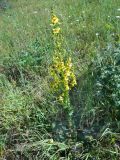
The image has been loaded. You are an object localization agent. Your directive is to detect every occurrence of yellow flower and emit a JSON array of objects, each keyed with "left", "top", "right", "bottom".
[
  {"left": 53, "top": 27, "right": 60, "bottom": 34},
  {"left": 65, "top": 84, "right": 69, "bottom": 91},
  {"left": 60, "top": 62, "right": 65, "bottom": 69},
  {"left": 65, "top": 69, "right": 71, "bottom": 76},
  {"left": 48, "top": 139, "right": 54, "bottom": 144},
  {"left": 64, "top": 75, "right": 69, "bottom": 82},
  {"left": 66, "top": 57, "right": 72, "bottom": 68},
  {"left": 52, "top": 15, "right": 59, "bottom": 24},
  {"left": 71, "top": 79, "right": 77, "bottom": 86},
  {"left": 71, "top": 73, "right": 77, "bottom": 87},
  {"left": 59, "top": 96, "right": 64, "bottom": 102}
]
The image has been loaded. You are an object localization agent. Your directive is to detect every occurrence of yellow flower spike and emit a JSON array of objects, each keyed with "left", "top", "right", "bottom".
[
  {"left": 50, "top": 13, "right": 77, "bottom": 104},
  {"left": 53, "top": 27, "right": 60, "bottom": 34},
  {"left": 52, "top": 15, "right": 59, "bottom": 24}
]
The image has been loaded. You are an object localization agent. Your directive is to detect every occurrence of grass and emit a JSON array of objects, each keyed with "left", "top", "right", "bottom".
[
  {"left": 1, "top": 0, "right": 119, "bottom": 58},
  {"left": 0, "top": 0, "right": 120, "bottom": 159}
]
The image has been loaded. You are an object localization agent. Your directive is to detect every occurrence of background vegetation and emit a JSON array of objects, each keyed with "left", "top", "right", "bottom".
[{"left": 0, "top": 0, "right": 120, "bottom": 159}]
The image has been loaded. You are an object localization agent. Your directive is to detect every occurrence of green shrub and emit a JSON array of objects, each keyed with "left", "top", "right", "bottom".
[{"left": 92, "top": 44, "right": 120, "bottom": 123}]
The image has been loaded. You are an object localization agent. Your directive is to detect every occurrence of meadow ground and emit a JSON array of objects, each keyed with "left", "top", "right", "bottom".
[{"left": 0, "top": 0, "right": 120, "bottom": 159}]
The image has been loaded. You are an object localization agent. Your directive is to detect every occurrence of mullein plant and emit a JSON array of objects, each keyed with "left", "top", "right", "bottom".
[
  {"left": 50, "top": 14, "right": 77, "bottom": 107},
  {"left": 50, "top": 14, "right": 77, "bottom": 137}
]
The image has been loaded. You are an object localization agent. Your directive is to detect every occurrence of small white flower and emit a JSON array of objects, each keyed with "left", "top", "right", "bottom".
[
  {"left": 108, "top": 16, "right": 110, "bottom": 18},
  {"left": 96, "top": 33, "right": 99, "bottom": 36},
  {"left": 76, "top": 19, "right": 79, "bottom": 22},
  {"left": 33, "top": 11, "right": 38, "bottom": 14},
  {"left": 116, "top": 16, "right": 120, "bottom": 19},
  {"left": 117, "top": 8, "right": 120, "bottom": 11}
]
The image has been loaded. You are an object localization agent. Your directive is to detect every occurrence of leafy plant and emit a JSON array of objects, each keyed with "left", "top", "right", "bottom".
[{"left": 92, "top": 44, "right": 120, "bottom": 123}]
